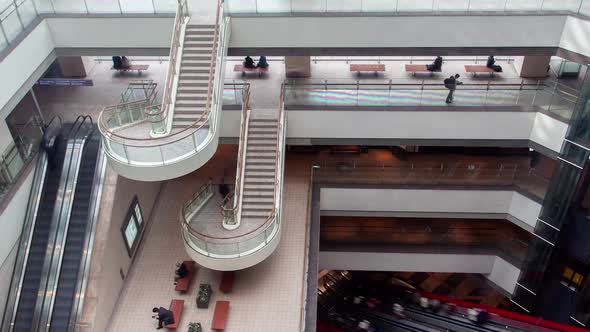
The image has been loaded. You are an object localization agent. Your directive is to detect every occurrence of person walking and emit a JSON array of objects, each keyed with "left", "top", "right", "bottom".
[{"left": 444, "top": 74, "right": 462, "bottom": 104}]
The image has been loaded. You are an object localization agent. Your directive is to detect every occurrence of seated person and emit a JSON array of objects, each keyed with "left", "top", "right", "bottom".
[
  {"left": 486, "top": 56, "right": 503, "bottom": 72},
  {"left": 243, "top": 56, "right": 255, "bottom": 69},
  {"left": 152, "top": 307, "right": 174, "bottom": 330},
  {"left": 257, "top": 55, "right": 269, "bottom": 68},
  {"left": 112, "top": 56, "right": 123, "bottom": 69},
  {"left": 426, "top": 56, "right": 443, "bottom": 71},
  {"left": 174, "top": 262, "right": 188, "bottom": 282},
  {"left": 121, "top": 56, "right": 132, "bottom": 68}
]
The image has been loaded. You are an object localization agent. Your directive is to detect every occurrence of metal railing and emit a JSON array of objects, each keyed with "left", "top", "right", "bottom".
[
  {"left": 0, "top": 0, "right": 176, "bottom": 55},
  {"left": 313, "top": 160, "right": 551, "bottom": 200},
  {"left": 180, "top": 84, "right": 287, "bottom": 258},
  {"left": 97, "top": 0, "right": 231, "bottom": 167},
  {"left": 225, "top": 0, "right": 590, "bottom": 16},
  {"left": 284, "top": 79, "right": 578, "bottom": 120},
  {"left": 221, "top": 83, "right": 250, "bottom": 227}
]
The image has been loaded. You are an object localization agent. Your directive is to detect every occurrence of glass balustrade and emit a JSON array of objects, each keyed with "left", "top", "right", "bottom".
[
  {"left": 284, "top": 79, "right": 579, "bottom": 121},
  {"left": 226, "top": 0, "right": 590, "bottom": 15}
]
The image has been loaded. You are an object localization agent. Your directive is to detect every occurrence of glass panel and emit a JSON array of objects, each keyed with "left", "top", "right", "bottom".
[
  {"left": 0, "top": 6, "right": 24, "bottom": 43},
  {"left": 505, "top": 0, "right": 541, "bottom": 10},
  {"left": 16, "top": 0, "right": 37, "bottom": 27},
  {"left": 124, "top": 215, "right": 138, "bottom": 247},
  {"left": 580, "top": 0, "right": 590, "bottom": 15},
  {"left": 541, "top": 0, "right": 581, "bottom": 11},
  {"left": 125, "top": 145, "right": 163, "bottom": 166},
  {"left": 362, "top": 0, "right": 395, "bottom": 12},
  {"left": 397, "top": 0, "right": 434, "bottom": 11},
  {"left": 85, "top": 0, "right": 120, "bottom": 13},
  {"left": 226, "top": 0, "right": 257, "bottom": 13},
  {"left": 327, "top": 0, "right": 361, "bottom": 12},
  {"left": 119, "top": 0, "right": 153, "bottom": 13},
  {"left": 468, "top": 0, "right": 505, "bottom": 11},
  {"left": 256, "top": 0, "right": 290, "bottom": 12},
  {"left": 436, "top": 0, "right": 469, "bottom": 11},
  {"left": 153, "top": 0, "right": 176, "bottom": 13},
  {"left": 291, "top": 0, "right": 326, "bottom": 11},
  {"left": 32, "top": 0, "right": 53, "bottom": 13},
  {"left": 50, "top": 0, "right": 87, "bottom": 13}
]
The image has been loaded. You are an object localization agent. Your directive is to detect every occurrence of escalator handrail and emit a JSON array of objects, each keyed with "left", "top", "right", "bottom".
[
  {"left": 30, "top": 125, "right": 92, "bottom": 332},
  {"left": 66, "top": 139, "right": 106, "bottom": 332},
  {"left": 67, "top": 115, "right": 94, "bottom": 140},
  {"left": 1, "top": 154, "right": 48, "bottom": 331}
]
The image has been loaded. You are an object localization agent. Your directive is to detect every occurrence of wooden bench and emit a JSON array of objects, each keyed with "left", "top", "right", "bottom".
[
  {"left": 350, "top": 64, "right": 385, "bottom": 75},
  {"left": 464, "top": 64, "right": 497, "bottom": 77},
  {"left": 405, "top": 64, "right": 441, "bottom": 77},
  {"left": 234, "top": 64, "right": 269, "bottom": 77},
  {"left": 111, "top": 64, "right": 149, "bottom": 75},
  {"left": 220, "top": 271, "right": 235, "bottom": 293},
  {"left": 212, "top": 301, "right": 230, "bottom": 330},
  {"left": 163, "top": 299, "right": 184, "bottom": 329},
  {"left": 175, "top": 260, "right": 196, "bottom": 292}
]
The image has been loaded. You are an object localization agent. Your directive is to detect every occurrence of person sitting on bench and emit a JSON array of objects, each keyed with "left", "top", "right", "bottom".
[
  {"left": 257, "top": 55, "right": 269, "bottom": 68},
  {"left": 152, "top": 307, "right": 174, "bottom": 330},
  {"left": 486, "top": 56, "right": 503, "bottom": 72},
  {"left": 112, "top": 56, "right": 123, "bottom": 70},
  {"left": 427, "top": 56, "right": 443, "bottom": 72},
  {"left": 122, "top": 56, "right": 132, "bottom": 69},
  {"left": 243, "top": 56, "right": 255, "bottom": 69},
  {"left": 174, "top": 262, "right": 188, "bottom": 282}
]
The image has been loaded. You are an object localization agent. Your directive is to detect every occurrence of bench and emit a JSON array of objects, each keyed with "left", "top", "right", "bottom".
[
  {"left": 164, "top": 299, "right": 184, "bottom": 329},
  {"left": 464, "top": 64, "right": 497, "bottom": 77},
  {"left": 212, "top": 301, "right": 230, "bottom": 330},
  {"left": 111, "top": 64, "right": 149, "bottom": 75},
  {"left": 405, "top": 64, "right": 441, "bottom": 77},
  {"left": 350, "top": 64, "right": 385, "bottom": 75},
  {"left": 234, "top": 64, "right": 269, "bottom": 77},
  {"left": 220, "top": 271, "right": 235, "bottom": 293},
  {"left": 175, "top": 260, "right": 196, "bottom": 292}
]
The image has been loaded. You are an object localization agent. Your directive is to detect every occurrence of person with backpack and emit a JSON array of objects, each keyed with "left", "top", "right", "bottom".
[
  {"left": 257, "top": 55, "right": 269, "bottom": 68},
  {"left": 112, "top": 56, "right": 123, "bottom": 69},
  {"left": 152, "top": 306, "right": 174, "bottom": 329},
  {"left": 444, "top": 74, "right": 462, "bottom": 104}
]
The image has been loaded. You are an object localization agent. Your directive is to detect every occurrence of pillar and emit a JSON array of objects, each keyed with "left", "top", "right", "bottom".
[
  {"left": 57, "top": 56, "right": 95, "bottom": 78},
  {"left": 513, "top": 55, "right": 551, "bottom": 78},
  {"left": 285, "top": 56, "right": 311, "bottom": 78}
]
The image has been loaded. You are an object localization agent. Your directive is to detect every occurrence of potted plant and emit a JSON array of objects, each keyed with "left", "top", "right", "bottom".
[
  {"left": 196, "top": 283, "right": 212, "bottom": 308},
  {"left": 188, "top": 322, "right": 202, "bottom": 332}
]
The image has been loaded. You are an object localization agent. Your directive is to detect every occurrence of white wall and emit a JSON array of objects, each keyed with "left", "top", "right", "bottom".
[
  {"left": 320, "top": 188, "right": 539, "bottom": 231},
  {"left": 485, "top": 256, "right": 520, "bottom": 294},
  {"left": 0, "top": 239, "right": 19, "bottom": 318},
  {"left": 230, "top": 16, "right": 566, "bottom": 49},
  {"left": 287, "top": 110, "right": 536, "bottom": 141},
  {"left": 559, "top": 16, "right": 590, "bottom": 59},
  {"left": 507, "top": 192, "right": 542, "bottom": 229},
  {"left": 0, "top": 170, "right": 34, "bottom": 266},
  {"left": 220, "top": 110, "right": 241, "bottom": 138},
  {"left": 529, "top": 112, "right": 568, "bottom": 153},
  {"left": 0, "top": 21, "right": 55, "bottom": 151},
  {"left": 319, "top": 251, "right": 496, "bottom": 273},
  {"left": 45, "top": 17, "right": 174, "bottom": 49}
]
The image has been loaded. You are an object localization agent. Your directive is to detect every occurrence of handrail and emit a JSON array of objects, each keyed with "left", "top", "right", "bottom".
[
  {"left": 1, "top": 154, "right": 48, "bottom": 332},
  {"left": 97, "top": 0, "right": 227, "bottom": 147},
  {"left": 220, "top": 83, "right": 250, "bottom": 225},
  {"left": 180, "top": 83, "right": 286, "bottom": 242}
]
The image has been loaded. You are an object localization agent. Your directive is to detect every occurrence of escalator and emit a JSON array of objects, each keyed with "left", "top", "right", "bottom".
[
  {"left": 49, "top": 131, "right": 100, "bottom": 331},
  {"left": 2, "top": 116, "right": 104, "bottom": 332}
]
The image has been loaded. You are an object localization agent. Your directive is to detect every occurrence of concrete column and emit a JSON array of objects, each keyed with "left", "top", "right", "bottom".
[
  {"left": 513, "top": 56, "right": 551, "bottom": 78},
  {"left": 57, "top": 56, "right": 95, "bottom": 78},
  {"left": 285, "top": 56, "right": 311, "bottom": 78}
]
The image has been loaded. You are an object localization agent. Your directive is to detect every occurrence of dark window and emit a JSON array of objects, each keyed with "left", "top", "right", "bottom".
[{"left": 121, "top": 196, "right": 144, "bottom": 257}]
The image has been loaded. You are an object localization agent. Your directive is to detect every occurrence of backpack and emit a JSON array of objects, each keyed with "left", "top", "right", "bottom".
[{"left": 443, "top": 78, "right": 453, "bottom": 85}]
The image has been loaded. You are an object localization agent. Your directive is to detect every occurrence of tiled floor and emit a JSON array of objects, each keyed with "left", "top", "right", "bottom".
[{"left": 108, "top": 153, "right": 312, "bottom": 332}]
